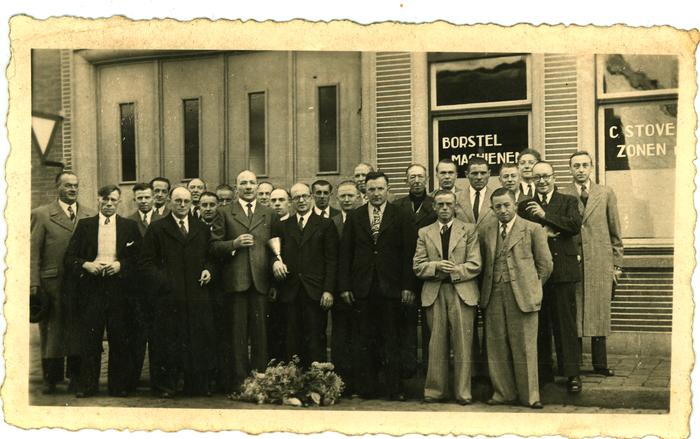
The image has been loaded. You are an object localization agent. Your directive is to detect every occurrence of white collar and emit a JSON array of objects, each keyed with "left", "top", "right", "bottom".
[
  {"left": 98, "top": 212, "right": 115, "bottom": 225},
  {"left": 238, "top": 198, "right": 257, "bottom": 212},
  {"left": 575, "top": 179, "right": 592, "bottom": 195},
  {"left": 58, "top": 199, "right": 76, "bottom": 217},
  {"left": 296, "top": 210, "right": 313, "bottom": 224},
  {"left": 172, "top": 213, "right": 189, "bottom": 228},
  {"left": 438, "top": 219, "right": 454, "bottom": 230},
  {"left": 313, "top": 206, "right": 331, "bottom": 217},
  {"left": 539, "top": 190, "right": 554, "bottom": 204},
  {"left": 280, "top": 213, "right": 290, "bottom": 221},
  {"left": 499, "top": 216, "right": 517, "bottom": 234},
  {"left": 469, "top": 185, "right": 486, "bottom": 198},
  {"left": 368, "top": 201, "right": 387, "bottom": 214}
]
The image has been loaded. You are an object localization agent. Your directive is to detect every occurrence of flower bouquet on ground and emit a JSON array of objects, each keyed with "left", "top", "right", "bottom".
[{"left": 231, "top": 356, "right": 344, "bottom": 407}]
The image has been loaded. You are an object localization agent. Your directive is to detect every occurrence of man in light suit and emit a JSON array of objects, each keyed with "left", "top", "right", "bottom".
[
  {"left": 338, "top": 171, "right": 417, "bottom": 400},
  {"left": 270, "top": 183, "right": 338, "bottom": 365},
  {"left": 499, "top": 163, "right": 529, "bottom": 203},
  {"left": 562, "top": 151, "right": 623, "bottom": 376},
  {"left": 480, "top": 188, "right": 553, "bottom": 408},
  {"left": 210, "top": 170, "right": 279, "bottom": 389},
  {"left": 63, "top": 185, "right": 142, "bottom": 397},
  {"left": 456, "top": 156, "right": 495, "bottom": 231},
  {"left": 432, "top": 159, "right": 462, "bottom": 196},
  {"left": 518, "top": 161, "right": 583, "bottom": 393},
  {"left": 413, "top": 190, "right": 481, "bottom": 405},
  {"left": 31, "top": 171, "right": 95, "bottom": 394}
]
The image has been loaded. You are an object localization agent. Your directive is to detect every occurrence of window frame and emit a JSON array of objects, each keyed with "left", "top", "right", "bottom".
[
  {"left": 595, "top": 54, "right": 678, "bottom": 247},
  {"left": 430, "top": 54, "right": 532, "bottom": 112},
  {"left": 182, "top": 96, "right": 202, "bottom": 180},
  {"left": 247, "top": 90, "right": 269, "bottom": 178},
  {"left": 118, "top": 101, "right": 138, "bottom": 184},
  {"left": 316, "top": 83, "right": 341, "bottom": 175}
]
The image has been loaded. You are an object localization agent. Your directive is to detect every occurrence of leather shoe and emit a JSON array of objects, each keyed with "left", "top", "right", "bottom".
[
  {"left": 160, "top": 391, "right": 173, "bottom": 399},
  {"left": 457, "top": 398, "right": 472, "bottom": 406},
  {"left": 567, "top": 376, "right": 582, "bottom": 394},
  {"left": 594, "top": 368, "right": 615, "bottom": 377},
  {"left": 530, "top": 401, "right": 543, "bottom": 409},
  {"left": 423, "top": 396, "right": 442, "bottom": 403},
  {"left": 487, "top": 398, "right": 507, "bottom": 405},
  {"left": 42, "top": 383, "right": 57, "bottom": 395},
  {"left": 390, "top": 393, "right": 406, "bottom": 402}
]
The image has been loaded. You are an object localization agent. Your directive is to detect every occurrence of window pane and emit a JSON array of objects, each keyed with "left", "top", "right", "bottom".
[
  {"left": 436, "top": 113, "right": 529, "bottom": 177},
  {"left": 318, "top": 86, "right": 338, "bottom": 172},
  {"left": 119, "top": 103, "right": 136, "bottom": 182},
  {"left": 183, "top": 99, "right": 200, "bottom": 179},
  {"left": 602, "top": 102, "right": 676, "bottom": 239},
  {"left": 435, "top": 56, "right": 527, "bottom": 107},
  {"left": 601, "top": 54, "right": 678, "bottom": 95},
  {"left": 249, "top": 92, "right": 266, "bottom": 175}
]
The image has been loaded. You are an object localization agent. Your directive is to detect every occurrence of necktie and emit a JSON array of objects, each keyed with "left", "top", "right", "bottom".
[
  {"left": 194, "top": 206, "right": 201, "bottom": 218},
  {"left": 142, "top": 212, "right": 149, "bottom": 226},
  {"left": 298, "top": 215, "right": 305, "bottom": 232},
  {"left": 441, "top": 224, "right": 449, "bottom": 235},
  {"left": 104, "top": 216, "right": 110, "bottom": 225},
  {"left": 472, "top": 190, "right": 480, "bottom": 222},
  {"left": 179, "top": 219, "right": 188, "bottom": 237},
  {"left": 320, "top": 210, "right": 326, "bottom": 218},
  {"left": 246, "top": 203, "right": 253, "bottom": 218},
  {"left": 501, "top": 224, "right": 507, "bottom": 241},
  {"left": 540, "top": 195, "right": 548, "bottom": 208},
  {"left": 371, "top": 207, "right": 381, "bottom": 243},
  {"left": 580, "top": 184, "right": 589, "bottom": 207},
  {"left": 67, "top": 205, "right": 76, "bottom": 222}
]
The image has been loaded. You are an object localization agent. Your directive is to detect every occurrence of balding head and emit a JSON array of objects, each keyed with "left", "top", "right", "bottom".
[{"left": 236, "top": 170, "right": 258, "bottom": 202}]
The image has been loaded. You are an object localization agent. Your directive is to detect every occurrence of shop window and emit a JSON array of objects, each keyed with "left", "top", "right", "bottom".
[
  {"left": 596, "top": 55, "right": 678, "bottom": 244},
  {"left": 430, "top": 55, "right": 533, "bottom": 180},
  {"left": 183, "top": 98, "right": 200, "bottom": 179},
  {"left": 248, "top": 91, "right": 267, "bottom": 176},
  {"left": 318, "top": 85, "right": 339, "bottom": 173},
  {"left": 119, "top": 102, "right": 136, "bottom": 182},
  {"left": 431, "top": 55, "right": 530, "bottom": 111}
]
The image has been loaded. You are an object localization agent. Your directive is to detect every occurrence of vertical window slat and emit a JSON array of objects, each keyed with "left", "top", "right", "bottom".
[
  {"left": 183, "top": 98, "right": 200, "bottom": 179},
  {"left": 248, "top": 92, "right": 266, "bottom": 175},
  {"left": 119, "top": 103, "right": 136, "bottom": 182},
  {"left": 318, "top": 85, "right": 338, "bottom": 173}
]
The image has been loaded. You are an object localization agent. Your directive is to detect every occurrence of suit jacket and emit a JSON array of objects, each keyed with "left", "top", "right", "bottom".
[
  {"left": 332, "top": 212, "right": 346, "bottom": 239},
  {"left": 338, "top": 202, "right": 417, "bottom": 299},
  {"left": 63, "top": 215, "right": 142, "bottom": 300},
  {"left": 413, "top": 219, "right": 482, "bottom": 307},
  {"left": 479, "top": 216, "right": 553, "bottom": 312},
  {"left": 455, "top": 186, "right": 497, "bottom": 231},
  {"left": 517, "top": 189, "right": 582, "bottom": 283},
  {"left": 273, "top": 214, "right": 339, "bottom": 302},
  {"left": 210, "top": 201, "right": 279, "bottom": 294},
  {"left": 30, "top": 200, "right": 95, "bottom": 288},
  {"left": 394, "top": 193, "right": 437, "bottom": 230},
  {"left": 561, "top": 182, "right": 624, "bottom": 335},
  {"left": 128, "top": 210, "right": 165, "bottom": 237}
]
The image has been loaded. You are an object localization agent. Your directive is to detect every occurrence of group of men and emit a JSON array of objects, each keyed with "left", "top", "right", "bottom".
[{"left": 30, "top": 151, "right": 623, "bottom": 408}]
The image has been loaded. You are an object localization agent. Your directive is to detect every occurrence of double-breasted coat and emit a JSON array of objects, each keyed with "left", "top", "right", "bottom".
[{"left": 561, "top": 182, "right": 624, "bottom": 336}]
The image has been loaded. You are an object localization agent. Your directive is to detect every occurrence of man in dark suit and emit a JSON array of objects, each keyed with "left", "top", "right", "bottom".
[
  {"left": 150, "top": 177, "right": 171, "bottom": 217},
  {"left": 63, "top": 185, "right": 142, "bottom": 397},
  {"left": 393, "top": 163, "right": 437, "bottom": 378},
  {"left": 517, "top": 148, "right": 541, "bottom": 199},
  {"left": 339, "top": 171, "right": 417, "bottom": 400},
  {"left": 311, "top": 179, "right": 340, "bottom": 219},
  {"left": 140, "top": 186, "right": 216, "bottom": 397},
  {"left": 270, "top": 188, "right": 291, "bottom": 221},
  {"left": 211, "top": 170, "right": 279, "bottom": 390},
  {"left": 269, "top": 183, "right": 338, "bottom": 365},
  {"left": 187, "top": 178, "right": 207, "bottom": 218},
  {"left": 329, "top": 180, "right": 358, "bottom": 394},
  {"left": 126, "top": 182, "right": 165, "bottom": 391},
  {"left": 517, "top": 161, "right": 583, "bottom": 393},
  {"left": 31, "top": 171, "right": 95, "bottom": 394}
]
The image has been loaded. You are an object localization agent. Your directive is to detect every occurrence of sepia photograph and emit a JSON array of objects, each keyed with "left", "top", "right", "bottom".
[{"left": 3, "top": 17, "right": 698, "bottom": 437}]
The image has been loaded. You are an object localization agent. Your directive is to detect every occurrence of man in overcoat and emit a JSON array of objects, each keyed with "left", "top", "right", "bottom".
[
  {"left": 562, "top": 151, "right": 623, "bottom": 376},
  {"left": 63, "top": 185, "right": 141, "bottom": 397},
  {"left": 139, "top": 186, "right": 216, "bottom": 397},
  {"left": 31, "top": 171, "right": 94, "bottom": 393}
]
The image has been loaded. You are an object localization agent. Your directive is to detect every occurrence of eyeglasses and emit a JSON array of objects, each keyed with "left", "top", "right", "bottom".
[
  {"left": 533, "top": 174, "right": 553, "bottom": 181},
  {"left": 292, "top": 194, "right": 312, "bottom": 201}
]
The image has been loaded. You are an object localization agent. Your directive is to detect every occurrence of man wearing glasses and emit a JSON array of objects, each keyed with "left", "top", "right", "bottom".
[{"left": 517, "top": 161, "right": 583, "bottom": 394}]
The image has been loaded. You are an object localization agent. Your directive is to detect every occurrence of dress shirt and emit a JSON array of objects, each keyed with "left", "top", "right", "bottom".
[
  {"left": 95, "top": 213, "right": 117, "bottom": 264},
  {"left": 280, "top": 213, "right": 290, "bottom": 221},
  {"left": 574, "top": 179, "right": 592, "bottom": 196},
  {"left": 520, "top": 182, "right": 536, "bottom": 198},
  {"left": 313, "top": 206, "right": 332, "bottom": 218},
  {"left": 296, "top": 210, "right": 313, "bottom": 230},
  {"left": 499, "top": 216, "right": 517, "bottom": 236},
  {"left": 469, "top": 186, "right": 487, "bottom": 215},
  {"left": 538, "top": 190, "right": 554, "bottom": 205},
  {"left": 238, "top": 198, "right": 257, "bottom": 215},
  {"left": 367, "top": 201, "right": 387, "bottom": 225},
  {"left": 172, "top": 213, "right": 189, "bottom": 233},
  {"left": 139, "top": 209, "right": 153, "bottom": 225},
  {"left": 58, "top": 199, "right": 77, "bottom": 219}
]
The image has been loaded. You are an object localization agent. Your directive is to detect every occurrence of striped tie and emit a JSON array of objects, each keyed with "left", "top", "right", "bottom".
[{"left": 371, "top": 207, "right": 381, "bottom": 244}]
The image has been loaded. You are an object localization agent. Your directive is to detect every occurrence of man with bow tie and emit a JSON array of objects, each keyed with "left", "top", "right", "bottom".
[
  {"left": 63, "top": 185, "right": 142, "bottom": 397},
  {"left": 31, "top": 171, "right": 95, "bottom": 394},
  {"left": 562, "top": 151, "right": 624, "bottom": 377},
  {"left": 517, "top": 161, "right": 583, "bottom": 394}
]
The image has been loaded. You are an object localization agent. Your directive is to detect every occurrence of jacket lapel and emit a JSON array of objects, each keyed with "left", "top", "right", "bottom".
[
  {"left": 357, "top": 205, "right": 372, "bottom": 238},
  {"left": 163, "top": 215, "right": 187, "bottom": 243},
  {"left": 475, "top": 187, "right": 492, "bottom": 227},
  {"left": 378, "top": 203, "right": 396, "bottom": 237},
  {"left": 582, "top": 183, "right": 603, "bottom": 222},
  {"left": 49, "top": 201, "right": 76, "bottom": 232},
  {"left": 249, "top": 206, "right": 267, "bottom": 231},
  {"left": 186, "top": 214, "right": 202, "bottom": 242},
  {"left": 506, "top": 217, "right": 525, "bottom": 251},
  {"left": 300, "top": 213, "right": 320, "bottom": 246},
  {"left": 426, "top": 222, "right": 443, "bottom": 258},
  {"left": 230, "top": 202, "right": 251, "bottom": 229},
  {"left": 448, "top": 220, "right": 465, "bottom": 256}
]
